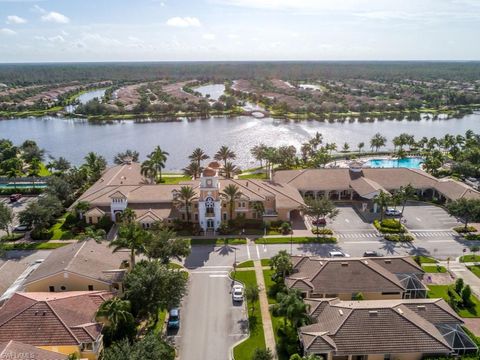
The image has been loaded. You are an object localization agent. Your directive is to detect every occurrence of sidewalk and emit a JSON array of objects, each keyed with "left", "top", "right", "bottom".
[
  {"left": 438, "top": 260, "right": 480, "bottom": 298},
  {"left": 253, "top": 259, "right": 277, "bottom": 359}
]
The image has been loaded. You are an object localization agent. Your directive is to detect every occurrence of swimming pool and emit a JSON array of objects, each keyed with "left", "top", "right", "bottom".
[
  {"left": 367, "top": 157, "right": 424, "bottom": 169},
  {"left": 0, "top": 183, "right": 47, "bottom": 189}
]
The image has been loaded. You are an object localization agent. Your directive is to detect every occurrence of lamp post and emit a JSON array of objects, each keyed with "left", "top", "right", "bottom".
[{"left": 290, "top": 229, "right": 293, "bottom": 255}]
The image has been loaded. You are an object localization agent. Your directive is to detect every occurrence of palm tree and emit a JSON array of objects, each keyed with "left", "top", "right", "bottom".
[
  {"left": 370, "top": 132, "right": 387, "bottom": 152},
  {"left": 273, "top": 289, "right": 310, "bottom": 329},
  {"left": 373, "top": 190, "right": 391, "bottom": 221},
  {"left": 141, "top": 159, "right": 157, "bottom": 183},
  {"left": 119, "top": 208, "right": 137, "bottom": 225},
  {"left": 83, "top": 152, "right": 107, "bottom": 182},
  {"left": 222, "top": 162, "right": 240, "bottom": 179},
  {"left": 109, "top": 223, "right": 148, "bottom": 267},
  {"left": 146, "top": 146, "right": 169, "bottom": 183},
  {"left": 214, "top": 145, "right": 236, "bottom": 168},
  {"left": 78, "top": 227, "right": 106, "bottom": 242},
  {"left": 173, "top": 186, "right": 197, "bottom": 223},
  {"left": 301, "top": 197, "right": 339, "bottom": 238},
  {"left": 398, "top": 184, "right": 416, "bottom": 219},
  {"left": 74, "top": 201, "right": 91, "bottom": 220},
  {"left": 221, "top": 184, "right": 242, "bottom": 221},
  {"left": 96, "top": 297, "right": 134, "bottom": 331},
  {"left": 253, "top": 201, "right": 265, "bottom": 219},
  {"left": 245, "top": 284, "right": 260, "bottom": 315},
  {"left": 183, "top": 161, "right": 203, "bottom": 179},
  {"left": 357, "top": 142, "right": 365, "bottom": 153},
  {"left": 189, "top": 148, "right": 209, "bottom": 170},
  {"left": 113, "top": 150, "right": 139, "bottom": 165},
  {"left": 251, "top": 143, "right": 267, "bottom": 169}
]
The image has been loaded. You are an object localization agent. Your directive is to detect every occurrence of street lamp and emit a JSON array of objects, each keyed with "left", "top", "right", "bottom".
[{"left": 290, "top": 229, "right": 293, "bottom": 255}]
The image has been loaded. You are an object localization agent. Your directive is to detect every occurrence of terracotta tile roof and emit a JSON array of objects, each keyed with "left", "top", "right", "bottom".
[
  {"left": 0, "top": 291, "right": 111, "bottom": 347},
  {"left": 300, "top": 298, "right": 460, "bottom": 355},
  {"left": 0, "top": 340, "right": 67, "bottom": 360},
  {"left": 24, "top": 240, "right": 129, "bottom": 286}
]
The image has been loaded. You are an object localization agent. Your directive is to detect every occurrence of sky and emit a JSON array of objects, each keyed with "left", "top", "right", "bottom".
[{"left": 0, "top": 0, "right": 479, "bottom": 62}]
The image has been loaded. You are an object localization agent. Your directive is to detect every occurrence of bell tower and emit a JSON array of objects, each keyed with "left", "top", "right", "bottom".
[{"left": 198, "top": 162, "right": 222, "bottom": 232}]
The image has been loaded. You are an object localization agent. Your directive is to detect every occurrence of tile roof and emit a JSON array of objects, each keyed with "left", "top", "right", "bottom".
[
  {"left": 0, "top": 291, "right": 111, "bottom": 346},
  {"left": 0, "top": 340, "right": 67, "bottom": 360},
  {"left": 24, "top": 240, "right": 129, "bottom": 286},
  {"left": 300, "top": 298, "right": 461, "bottom": 355}
]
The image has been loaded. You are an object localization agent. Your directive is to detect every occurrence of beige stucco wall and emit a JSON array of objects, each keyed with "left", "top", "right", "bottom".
[
  {"left": 37, "top": 345, "right": 81, "bottom": 358},
  {"left": 24, "top": 272, "right": 111, "bottom": 292}
]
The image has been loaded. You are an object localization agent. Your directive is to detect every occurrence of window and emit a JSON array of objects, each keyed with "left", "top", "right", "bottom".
[
  {"left": 223, "top": 213, "right": 227, "bottom": 220},
  {"left": 382, "top": 292, "right": 401, "bottom": 296},
  {"left": 49, "top": 286, "right": 55, "bottom": 292},
  {"left": 88, "top": 285, "right": 94, "bottom": 291},
  {"left": 60, "top": 286, "right": 66, "bottom": 291},
  {"left": 88, "top": 217, "right": 93, "bottom": 224}
]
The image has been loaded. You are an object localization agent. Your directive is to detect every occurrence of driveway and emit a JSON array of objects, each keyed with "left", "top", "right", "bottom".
[
  {"left": 402, "top": 203, "right": 461, "bottom": 230},
  {"left": 329, "top": 205, "right": 377, "bottom": 238},
  {"left": 175, "top": 267, "right": 247, "bottom": 360}
]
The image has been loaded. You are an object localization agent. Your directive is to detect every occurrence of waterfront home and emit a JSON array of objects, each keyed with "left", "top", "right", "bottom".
[
  {"left": 287, "top": 256, "right": 426, "bottom": 300},
  {"left": 0, "top": 291, "right": 112, "bottom": 360}
]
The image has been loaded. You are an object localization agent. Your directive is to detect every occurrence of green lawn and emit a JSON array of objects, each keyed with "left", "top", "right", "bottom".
[
  {"left": 50, "top": 215, "right": 75, "bottom": 240},
  {"left": 422, "top": 264, "right": 447, "bottom": 273},
  {"left": 460, "top": 255, "right": 480, "bottom": 263},
  {"left": 3, "top": 242, "right": 69, "bottom": 250},
  {"left": 263, "top": 269, "right": 277, "bottom": 304},
  {"left": 428, "top": 285, "right": 480, "bottom": 318},
  {"left": 231, "top": 270, "right": 266, "bottom": 360},
  {"left": 237, "top": 259, "right": 270, "bottom": 268},
  {"left": 413, "top": 255, "right": 437, "bottom": 264},
  {"left": 257, "top": 237, "right": 336, "bottom": 244},
  {"left": 468, "top": 265, "right": 480, "bottom": 279},
  {"left": 159, "top": 176, "right": 192, "bottom": 184},
  {"left": 238, "top": 172, "right": 268, "bottom": 180},
  {"left": 189, "top": 238, "right": 247, "bottom": 246},
  {"left": 153, "top": 309, "right": 167, "bottom": 335}
]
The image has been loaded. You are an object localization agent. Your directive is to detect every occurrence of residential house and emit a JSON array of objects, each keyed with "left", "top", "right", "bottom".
[{"left": 0, "top": 340, "right": 67, "bottom": 360}]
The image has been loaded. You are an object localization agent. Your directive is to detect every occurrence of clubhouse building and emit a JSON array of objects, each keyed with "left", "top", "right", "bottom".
[{"left": 75, "top": 161, "right": 480, "bottom": 232}]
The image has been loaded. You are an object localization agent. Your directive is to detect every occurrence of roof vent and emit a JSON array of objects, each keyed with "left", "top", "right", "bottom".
[
  {"left": 42, "top": 311, "right": 46, "bottom": 316},
  {"left": 384, "top": 260, "right": 392, "bottom": 264},
  {"left": 369, "top": 310, "right": 378, "bottom": 316},
  {"left": 397, "top": 308, "right": 404, "bottom": 314},
  {"left": 363, "top": 260, "right": 368, "bottom": 265},
  {"left": 34, "top": 311, "right": 38, "bottom": 316},
  {"left": 339, "top": 309, "right": 344, "bottom": 316},
  {"left": 417, "top": 305, "right": 426, "bottom": 310},
  {"left": 341, "top": 262, "right": 348, "bottom": 267}
]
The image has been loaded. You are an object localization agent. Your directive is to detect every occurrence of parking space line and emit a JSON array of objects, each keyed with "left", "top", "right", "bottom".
[
  {"left": 209, "top": 274, "right": 228, "bottom": 278},
  {"left": 255, "top": 245, "right": 260, "bottom": 259},
  {"left": 246, "top": 243, "right": 251, "bottom": 259}
]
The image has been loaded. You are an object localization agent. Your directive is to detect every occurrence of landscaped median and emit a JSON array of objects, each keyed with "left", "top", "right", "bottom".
[
  {"left": 230, "top": 270, "right": 265, "bottom": 360},
  {"left": 1, "top": 241, "right": 69, "bottom": 250},
  {"left": 189, "top": 238, "right": 247, "bottom": 246},
  {"left": 453, "top": 226, "right": 480, "bottom": 240},
  {"left": 374, "top": 218, "right": 414, "bottom": 242},
  {"left": 255, "top": 236, "right": 336, "bottom": 244}
]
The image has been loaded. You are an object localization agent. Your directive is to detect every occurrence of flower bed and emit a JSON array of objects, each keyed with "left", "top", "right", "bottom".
[
  {"left": 374, "top": 219, "right": 406, "bottom": 233},
  {"left": 384, "top": 233, "right": 414, "bottom": 242}
]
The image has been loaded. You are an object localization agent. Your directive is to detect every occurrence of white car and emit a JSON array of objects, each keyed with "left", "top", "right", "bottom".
[
  {"left": 328, "top": 251, "right": 350, "bottom": 258},
  {"left": 385, "top": 208, "right": 402, "bottom": 216},
  {"left": 232, "top": 284, "right": 244, "bottom": 302}
]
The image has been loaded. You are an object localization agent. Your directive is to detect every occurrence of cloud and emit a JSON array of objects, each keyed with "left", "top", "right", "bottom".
[
  {"left": 41, "top": 11, "right": 70, "bottom": 24},
  {"left": 6, "top": 15, "right": 27, "bottom": 24},
  {"left": 166, "top": 16, "right": 201, "bottom": 27},
  {"left": 202, "top": 33, "right": 216, "bottom": 40},
  {"left": 0, "top": 28, "right": 16, "bottom": 35}
]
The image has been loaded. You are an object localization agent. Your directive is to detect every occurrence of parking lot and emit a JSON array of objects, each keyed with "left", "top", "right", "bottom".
[
  {"left": 0, "top": 196, "right": 35, "bottom": 237},
  {"left": 401, "top": 203, "right": 461, "bottom": 230},
  {"left": 329, "top": 205, "right": 374, "bottom": 232}
]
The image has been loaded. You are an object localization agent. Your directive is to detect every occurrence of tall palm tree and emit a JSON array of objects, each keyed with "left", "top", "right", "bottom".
[
  {"left": 113, "top": 150, "right": 139, "bottom": 165},
  {"left": 188, "top": 148, "right": 209, "bottom": 170},
  {"left": 273, "top": 289, "right": 310, "bottom": 329},
  {"left": 373, "top": 190, "right": 391, "bottom": 221},
  {"left": 173, "top": 186, "right": 197, "bottom": 223},
  {"left": 146, "top": 146, "right": 169, "bottom": 183},
  {"left": 183, "top": 161, "right": 203, "bottom": 179},
  {"left": 119, "top": 208, "right": 137, "bottom": 225},
  {"left": 214, "top": 145, "right": 236, "bottom": 168},
  {"left": 96, "top": 297, "right": 134, "bottom": 331},
  {"left": 141, "top": 159, "right": 157, "bottom": 183},
  {"left": 399, "top": 184, "right": 416, "bottom": 218},
  {"left": 222, "top": 162, "right": 240, "bottom": 179},
  {"left": 221, "top": 184, "right": 242, "bottom": 221},
  {"left": 74, "top": 201, "right": 91, "bottom": 220},
  {"left": 109, "top": 223, "right": 148, "bottom": 267},
  {"left": 83, "top": 152, "right": 107, "bottom": 182}
]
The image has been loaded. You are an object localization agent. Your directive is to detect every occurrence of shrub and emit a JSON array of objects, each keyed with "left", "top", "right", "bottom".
[
  {"left": 311, "top": 228, "right": 333, "bottom": 235},
  {"left": 465, "top": 234, "right": 480, "bottom": 241},
  {"left": 384, "top": 234, "right": 414, "bottom": 242},
  {"left": 380, "top": 219, "right": 402, "bottom": 229},
  {"left": 373, "top": 219, "right": 406, "bottom": 233},
  {"left": 454, "top": 225, "right": 477, "bottom": 233},
  {"left": 0, "top": 233, "right": 24, "bottom": 242},
  {"left": 63, "top": 213, "right": 79, "bottom": 228},
  {"left": 455, "top": 278, "right": 465, "bottom": 294},
  {"left": 30, "top": 229, "right": 53, "bottom": 240},
  {"left": 462, "top": 285, "right": 472, "bottom": 306},
  {"left": 96, "top": 215, "right": 113, "bottom": 232},
  {"left": 280, "top": 222, "right": 292, "bottom": 235}
]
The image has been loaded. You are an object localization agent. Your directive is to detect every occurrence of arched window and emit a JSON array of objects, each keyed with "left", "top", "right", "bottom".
[{"left": 205, "top": 197, "right": 215, "bottom": 215}]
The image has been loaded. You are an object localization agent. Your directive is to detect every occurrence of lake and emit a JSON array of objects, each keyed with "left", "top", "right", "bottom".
[
  {"left": 1, "top": 112, "right": 480, "bottom": 171},
  {"left": 65, "top": 88, "right": 107, "bottom": 113},
  {"left": 194, "top": 84, "right": 225, "bottom": 101}
]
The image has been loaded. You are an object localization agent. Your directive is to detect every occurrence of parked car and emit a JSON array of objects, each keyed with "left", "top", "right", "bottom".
[
  {"left": 9, "top": 194, "right": 22, "bottom": 203},
  {"left": 385, "top": 207, "right": 401, "bottom": 216},
  {"left": 232, "top": 284, "right": 244, "bottom": 302},
  {"left": 363, "top": 251, "right": 381, "bottom": 257},
  {"left": 167, "top": 308, "right": 180, "bottom": 329},
  {"left": 312, "top": 218, "right": 327, "bottom": 226},
  {"left": 13, "top": 224, "right": 30, "bottom": 232},
  {"left": 328, "top": 251, "right": 350, "bottom": 258}
]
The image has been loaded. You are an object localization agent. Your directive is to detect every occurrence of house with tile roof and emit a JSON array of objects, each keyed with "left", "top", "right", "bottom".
[
  {"left": 0, "top": 291, "right": 112, "bottom": 360},
  {"left": 22, "top": 240, "right": 129, "bottom": 294},
  {"left": 299, "top": 297, "right": 478, "bottom": 359},
  {"left": 0, "top": 340, "right": 67, "bottom": 360},
  {"left": 287, "top": 256, "right": 426, "bottom": 300}
]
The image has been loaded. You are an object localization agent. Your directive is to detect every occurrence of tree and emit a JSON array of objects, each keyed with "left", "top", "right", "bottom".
[
  {"left": 446, "top": 199, "right": 480, "bottom": 231},
  {"left": 270, "top": 250, "right": 293, "bottom": 282},
  {"left": 144, "top": 146, "right": 169, "bottom": 183},
  {"left": 461, "top": 285, "right": 472, "bottom": 306},
  {"left": 342, "top": 142, "right": 350, "bottom": 152},
  {"left": 96, "top": 297, "right": 135, "bottom": 344},
  {"left": 19, "top": 195, "right": 63, "bottom": 231},
  {"left": 74, "top": 201, "right": 90, "bottom": 220},
  {"left": 373, "top": 191, "right": 392, "bottom": 221},
  {"left": 140, "top": 159, "right": 157, "bottom": 184},
  {"left": 78, "top": 228, "right": 106, "bottom": 242},
  {"left": 188, "top": 148, "right": 209, "bottom": 170},
  {"left": 82, "top": 152, "right": 107, "bottom": 182},
  {"left": 214, "top": 145, "right": 236, "bottom": 168},
  {"left": 290, "top": 355, "right": 322, "bottom": 360},
  {"left": 119, "top": 208, "right": 137, "bottom": 225},
  {"left": 183, "top": 161, "right": 203, "bottom": 179},
  {"left": 20, "top": 140, "right": 45, "bottom": 163},
  {"left": 0, "top": 202, "right": 14, "bottom": 236},
  {"left": 370, "top": 132, "right": 387, "bottom": 152},
  {"left": 109, "top": 223, "right": 148, "bottom": 267},
  {"left": 357, "top": 142, "right": 365, "bottom": 153},
  {"left": 144, "top": 227, "right": 191, "bottom": 264},
  {"left": 221, "top": 184, "right": 242, "bottom": 221},
  {"left": 222, "top": 161, "right": 240, "bottom": 179},
  {"left": 173, "top": 186, "right": 197, "bottom": 223},
  {"left": 301, "top": 197, "right": 339, "bottom": 238},
  {"left": 252, "top": 348, "right": 273, "bottom": 360},
  {"left": 245, "top": 284, "right": 260, "bottom": 315},
  {"left": 455, "top": 278, "right": 464, "bottom": 294},
  {"left": 273, "top": 289, "right": 310, "bottom": 329},
  {"left": 123, "top": 260, "right": 187, "bottom": 321},
  {"left": 398, "top": 184, "right": 416, "bottom": 219},
  {"left": 114, "top": 150, "right": 139, "bottom": 165},
  {"left": 46, "top": 176, "right": 73, "bottom": 205},
  {"left": 103, "top": 333, "right": 175, "bottom": 360},
  {"left": 47, "top": 156, "right": 71, "bottom": 173}
]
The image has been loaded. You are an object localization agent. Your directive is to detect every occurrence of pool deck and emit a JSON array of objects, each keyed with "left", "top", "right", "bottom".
[{"left": 327, "top": 155, "right": 424, "bottom": 169}]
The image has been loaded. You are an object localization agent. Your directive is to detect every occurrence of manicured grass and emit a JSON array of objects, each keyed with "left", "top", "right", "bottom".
[
  {"left": 189, "top": 238, "right": 247, "bottom": 246},
  {"left": 422, "top": 264, "right": 447, "bottom": 273},
  {"left": 428, "top": 285, "right": 480, "bottom": 318},
  {"left": 413, "top": 255, "right": 437, "bottom": 264},
  {"left": 231, "top": 270, "right": 265, "bottom": 360},
  {"left": 460, "top": 255, "right": 480, "bottom": 263},
  {"left": 50, "top": 215, "right": 75, "bottom": 240},
  {"left": 1, "top": 233, "right": 24, "bottom": 242},
  {"left": 159, "top": 176, "right": 192, "bottom": 184},
  {"left": 3, "top": 242, "right": 69, "bottom": 250},
  {"left": 257, "top": 236, "right": 336, "bottom": 244},
  {"left": 168, "top": 262, "right": 183, "bottom": 270},
  {"left": 263, "top": 269, "right": 277, "bottom": 304},
  {"left": 153, "top": 309, "right": 167, "bottom": 335},
  {"left": 237, "top": 259, "right": 270, "bottom": 268},
  {"left": 238, "top": 172, "right": 268, "bottom": 180},
  {"left": 468, "top": 265, "right": 480, "bottom": 279}
]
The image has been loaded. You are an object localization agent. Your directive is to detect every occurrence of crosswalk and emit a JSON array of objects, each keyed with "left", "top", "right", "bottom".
[
  {"left": 410, "top": 231, "right": 456, "bottom": 238},
  {"left": 337, "top": 232, "right": 381, "bottom": 239}
]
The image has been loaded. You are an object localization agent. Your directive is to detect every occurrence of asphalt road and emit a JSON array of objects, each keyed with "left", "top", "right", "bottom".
[{"left": 175, "top": 267, "right": 247, "bottom": 360}]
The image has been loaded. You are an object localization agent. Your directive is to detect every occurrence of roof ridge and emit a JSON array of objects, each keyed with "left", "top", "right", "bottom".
[
  {"left": 67, "top": 240, "right": 88, "bottom": 271},
  {"left": 363, "top": 260, "right": 406, "bottom": 290},
  {"left": 229, "top": 179, "right": 266, "bottom": 200},
  {"left": 106, "top": 164, "right": 127, "bottom": 186},
  {"left": 256, "top": 180, "right": 305, "bottom": 206},
  {"left": 285, "top": 169, "right": 308, "bottom": 184},
  {"left": 0, "top": 295, "right": 36, "bottom": 328},
  {"left": 44, "top": 300, "right": 82, "bottom": 345}
]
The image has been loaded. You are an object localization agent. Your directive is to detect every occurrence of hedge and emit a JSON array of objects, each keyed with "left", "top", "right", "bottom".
[
  {"left": 0, "top": 233, "right": 25, "bottom": 242},
  {"left": 465, "top": 234, "right": 480, "bottom": 241},
  {"left": 374, "top": 219, "right": 406, "bottom": 234},
  {"left": 384, "top": 234, "right": 414, "bottom": 242},
  {"left": 0, "top": 188, "right": 44, "bottom": 195},
  {"left": 454, "top": 226, "right": 478, "bottom": 233},
  {"left": 311, "top": 228, "right": 333, "bottom": 235}
]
